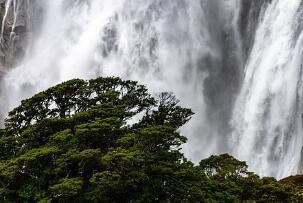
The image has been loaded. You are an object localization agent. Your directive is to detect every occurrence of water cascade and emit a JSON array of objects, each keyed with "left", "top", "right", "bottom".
[
  {"left": 231, "top": 0, "right": 303, "bottom": 177},
  {"left": 0, "top": 0, "right": 302, "bottom": 178}
]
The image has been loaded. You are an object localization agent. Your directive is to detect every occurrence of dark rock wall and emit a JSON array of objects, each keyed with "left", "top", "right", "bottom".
[{"left": 0, "top": 0, "right": 43, "bottom": 74}]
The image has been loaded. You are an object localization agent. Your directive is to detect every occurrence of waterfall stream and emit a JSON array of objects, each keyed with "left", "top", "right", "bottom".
[
  {"left": 0, "top": 0, "right": 302, "bottom": 178},
  {"left": 232, "top": 0, "right": 303, "bottom": 177}
]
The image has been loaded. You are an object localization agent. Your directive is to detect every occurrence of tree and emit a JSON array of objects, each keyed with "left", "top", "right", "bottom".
[
  {"left": 0, "top": 76, "right": 301, "bottom": 202},
  {"left": 199, "top": 153, "right": 248, "bottom": 178},
  {"left": 0, "top": 76, "right": 196, "bottom": 202}
]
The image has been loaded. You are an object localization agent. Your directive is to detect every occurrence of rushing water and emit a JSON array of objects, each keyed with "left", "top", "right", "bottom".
[
  {"left": 0, "top": 0, "right": 302, "bottom": 178},
  {"left": 232, "top": 0, "right": 303, "bottom": 178}
]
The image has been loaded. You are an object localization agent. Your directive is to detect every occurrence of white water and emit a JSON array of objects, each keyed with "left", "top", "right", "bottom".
[
  {"left": 231, "top": 0, "right": 303, "bottom": 178},
  {"left": 1, "top": 0, "right": 303, "bottom": 178}
]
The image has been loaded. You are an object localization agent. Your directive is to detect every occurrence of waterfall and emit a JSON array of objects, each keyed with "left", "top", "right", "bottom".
[
  {"left": 0, "top": 0, "right": 302, "bottom": 178},
  {"left": 231, "top": 0, "right": 303, "bottom": 178}
]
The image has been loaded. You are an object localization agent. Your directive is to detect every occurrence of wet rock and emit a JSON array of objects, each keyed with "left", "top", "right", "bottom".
[{"left": 0, "top": 0, "right": 43, "bottom": 69}]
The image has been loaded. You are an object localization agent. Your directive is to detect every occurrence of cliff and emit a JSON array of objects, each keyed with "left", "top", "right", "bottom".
[{"left": 0, "top": 0, "right": 42, "bottom": 74}]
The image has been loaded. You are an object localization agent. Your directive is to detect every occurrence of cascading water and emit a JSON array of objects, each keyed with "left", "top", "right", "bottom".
[
  {"left": 0, "top": 0, "right": 302, "bottom": 178},
  {"left": 231, "top": 0, "right": 303, "bottom": 178}
]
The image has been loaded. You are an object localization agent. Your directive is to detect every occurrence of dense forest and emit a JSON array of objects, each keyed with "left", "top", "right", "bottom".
[{"left": 0, "top": 77, "right": 302, "bottom": 202}]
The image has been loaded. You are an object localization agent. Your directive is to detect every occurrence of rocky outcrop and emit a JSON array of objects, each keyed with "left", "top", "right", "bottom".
[{"left": 0, "top": 0, "right": 42, "bottom": 75}]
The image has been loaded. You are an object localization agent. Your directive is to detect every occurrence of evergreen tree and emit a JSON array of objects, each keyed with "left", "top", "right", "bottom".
[{"left": 0, "top": 76, "right": 301, "bottom": 202}]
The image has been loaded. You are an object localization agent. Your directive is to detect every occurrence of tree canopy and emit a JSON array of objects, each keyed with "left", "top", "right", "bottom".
[{"left": 0, "top": 76, "right": 302, "bottom": 202}]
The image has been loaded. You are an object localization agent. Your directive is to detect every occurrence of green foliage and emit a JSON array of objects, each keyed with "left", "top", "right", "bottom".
[
  {"left": 49, "top": 178, "right": 83, "bottom": 199},
  {"left": 17, "top": 181, "right": 39, "bottom": 202},
  {"left": 0, "top": 76, "right": 301, "bottom": 202},
  {"left": 199, "top": 153, "right": 248, "bottom": 178}
]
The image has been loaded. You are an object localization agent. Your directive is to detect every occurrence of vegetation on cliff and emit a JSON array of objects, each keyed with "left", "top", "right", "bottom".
[{"left": 0, "top": 76, "right": 301, "bottom": 202}]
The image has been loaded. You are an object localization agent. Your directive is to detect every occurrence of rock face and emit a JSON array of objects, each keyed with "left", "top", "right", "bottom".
[{"left": 0, "top": 0, "right": 42, "bottom": 74}]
